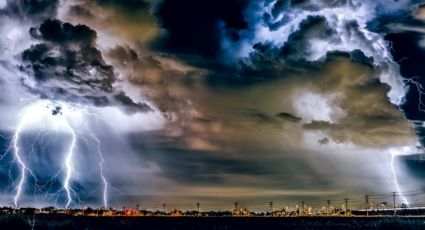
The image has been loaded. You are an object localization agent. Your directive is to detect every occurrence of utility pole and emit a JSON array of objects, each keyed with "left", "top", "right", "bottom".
[
  {"left": 365, "top": 195, "right": 369, "bottom": 216},
  {"left": 344, "top": 198, "right": 349, "bottom": 211},
  {"left": 196, "top": 202, "right": 200, "bottom": 213},
  {"left": 365, "top": 195, "right": 369, "bottom": 209},
  {"left": 234, "top": 202, "right": 238, "bottom": 211},
  {"left": 162, "top": 203, "right": 166, "bottom": 214},
  {"left": 327, "top": 200, "right": 331, "bottom": 215},
  {"left": 392, "top": 192, "right": 397, "bottom": 216},
  {"left": 301, "top": 201, "right": 305, "bottom": 212},
  {"left": 269, "top": 201, "right": 273, "bottom": 212}
]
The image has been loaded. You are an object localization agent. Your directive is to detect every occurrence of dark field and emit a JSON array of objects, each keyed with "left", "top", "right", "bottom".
[{"left": 2, "top": 215, "right": 425, "bottom": 230}]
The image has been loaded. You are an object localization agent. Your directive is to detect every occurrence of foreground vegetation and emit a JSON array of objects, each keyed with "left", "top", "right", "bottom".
[{"left": 1, "top": 215, "right": 425, "bottom": 230}]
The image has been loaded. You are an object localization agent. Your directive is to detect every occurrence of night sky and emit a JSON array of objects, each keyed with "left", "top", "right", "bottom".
[{"left": 0, "top": 0, "right": 425, "bottom": 211}]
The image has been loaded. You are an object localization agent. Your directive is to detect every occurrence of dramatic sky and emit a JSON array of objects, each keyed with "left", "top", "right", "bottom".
[{"left": 1, "top": 0, "right": 425, "bottom": 211}]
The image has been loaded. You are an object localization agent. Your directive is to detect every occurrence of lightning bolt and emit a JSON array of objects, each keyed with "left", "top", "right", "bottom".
[
  {"left": 390, "top": 150, "right": 409, "bottom": 206},
  {"left": 6, "top": 100, "right": 110, "bottom": 209},
  {"left": 62, "top": 121, "right": 77, "bottom": 209},
  {"left": 8, "top": 104, "right": 45, "bottom": 208},
  {"left": 92, "top": 135, "right": 108, "bottom": 208},
  {"left": 405, "top": 77, "right": 425, "bottom": 112},
  {"left": 12, "top": 113, "right": 31, "bottom": 208},
  {"left": 383, "top": 77, "right": 425, "bottom": 208}
]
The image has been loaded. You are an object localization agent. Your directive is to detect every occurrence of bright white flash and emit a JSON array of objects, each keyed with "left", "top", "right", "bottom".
[
  {"left": 8, "top": 100, "right": 109, "bottom": 208},
  {"left": 389, "top": 147, "right": 410, "bottom": 206}
]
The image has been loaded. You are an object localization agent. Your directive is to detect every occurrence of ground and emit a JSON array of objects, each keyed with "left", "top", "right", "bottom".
[{"left": 1, "top": 215, "right": 425, "bottom": 230}]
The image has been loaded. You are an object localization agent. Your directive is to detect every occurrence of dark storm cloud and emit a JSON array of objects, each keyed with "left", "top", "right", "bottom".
[
  {"left": 66, "top": 0, "right": 160, "bottom": 52},
  {"left": 0, "top": 0, "right": 58, "bottom": 20},
  {"left": 128, "top": 132, "right": 337, "bottom": 191},
  {"left": 347, "top": 49, "right": 374, "bottom": 66},
  {"left": 20, "top": 19, "right": 151, "bottom": 112},
  {"left": 247, "top": 20, "right": 377, "bottom": 72},
  {"left": 95, "top": 0, "right": 423, "bottom": 205},
  {"left": 107, "top": 29, "right": 414, "bottom": 148},
  {"left": 223, "top": 0, "right": 421, "bottom": 82},
  {"left": 150, "top": 0, "right": 418, "bottom": 68},
  {"left": 152, "top": 0, "right": 394, "bottom": 63},
  {"left": 239, "top": 49, "right": 370, "bottom": 84},
  {"left": 247, "top": 0, "right": 361, "bottom": 47},
  {"left": 231, "top": 108, "right": 302, "bottom": 126},
  {"left": 107, "top": 45, "right": 139, "bottom": 64},
  {"left": 263, "top": 0, "right": 415, "bottom": 17},
  {"left": 275, "top": 112, "right": 302, "bottom": 123},
  {"left": 113, "top": 91, "right": 151, "bottom": 113},
  {"left": 231, "top": 108, "right": 275, "bottom": 125},
  {"left": 279, "top": 16, "right": 337, "bottom": 61},
  {"left": 140, "top": 147, "right": 270, "bottom": 185},
  {"left": 296, "top": 54, "right": 415, "bottom": 147},
  {"left": 318, "top": 137, "right": 330, "bottom": 145},
  {"left": 290, "top": 0, "right": 357, "bottom": 8},
  {"left": 25, "top": 0, "right": 420, "bottom": 205},
  {"left": 148, "top": 0, "right": 394, "bottom": 76},
  {"left": 68, "top": 4, "right": 94, "bottom": 18},
  {"left": 237, "top": 14, "right": 380, "bottom": 82},
  {"left": 237, "top": 52, "right": 414, "bottom": 147},
  {"left": 29, "top": 18, "right": 97, "bottom": 45},
  {"left": 105, "top": 44, "right": 201, "bottom": 114}
]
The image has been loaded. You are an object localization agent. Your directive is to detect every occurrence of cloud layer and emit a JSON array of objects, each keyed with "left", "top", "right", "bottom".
[{"left": 0, "top": 0, "right": 423, "bottom": 209}]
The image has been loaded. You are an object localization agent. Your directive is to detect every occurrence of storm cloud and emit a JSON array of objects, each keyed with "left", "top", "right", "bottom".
[
  {"left": 20, "top": 19, "right": 151, "bottom": 113},
  {"left": 0, "top": 0, "right": 59, "bottom": 21},
  {"left": 0, "top": 0, "right": 424, "bottom": 210}
]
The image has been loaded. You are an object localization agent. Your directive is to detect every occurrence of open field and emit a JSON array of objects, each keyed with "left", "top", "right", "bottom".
[{"left": 1, "top": 215, "right": 425, "bottom": 230}]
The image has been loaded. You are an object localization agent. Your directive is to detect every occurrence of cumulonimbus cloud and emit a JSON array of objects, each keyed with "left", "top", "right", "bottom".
[{"left": 20, "top": 19, "right": 152, "bottom": 113}]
